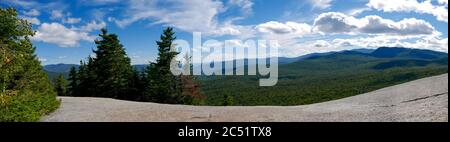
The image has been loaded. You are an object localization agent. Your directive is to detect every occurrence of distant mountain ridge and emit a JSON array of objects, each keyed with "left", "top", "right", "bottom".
[
  {"left": 308, "top": 47, "right": 447, "bottom": 61},
  {"left": 43, "top": 64, "right": 79, "bottom": 73},
  {"left": 370, "top": 47, "right": 448, "bottom": 59},
  {"left": 200, "top": 47, "right": 448, "bottom": 105},
  {"left": 43, "top": 47, "right": 447, "bottom": 74}
]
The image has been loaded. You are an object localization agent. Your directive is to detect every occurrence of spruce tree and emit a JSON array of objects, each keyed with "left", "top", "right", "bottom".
[
  {"left": 144, "top": 27, "right": 182, "bottom": 103},
  {"left": 68, "top": 66, "right": 78, "bottom": 96},
  {"left": 91, "top": 29, "right": 133, "bottom": 99},
  {"left": 77, "top": 60, "right": 88, "bottom": 97},
  {"left": 54, "top": 74, "right": 68, "bottom": 96},
  {"left": 127, "top": 69, "right": 144, "bottom": 100}
]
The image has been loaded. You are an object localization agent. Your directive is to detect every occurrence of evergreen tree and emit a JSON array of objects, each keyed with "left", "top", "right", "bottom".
[
  {"left": 90, "top": 29, "right": 133, "bottom": 99},
  {"left": 68, "top": 66, "right": 78, "bottom": 96},
  {"left": 54, "top": 74, "right": 68, "bottom": 96},
  {"left": 1, "top": 7, "right": 34, "bottom": 93},
  {"left": 0, "top": 7, "right": 54, "bottom": 94},
  {"left": 0, "top": 7, "right": 59, "bottom": 121},
  {"left": 144, "top": 27, "right": 182, "bottom": 103},
  {"left": 84, "top": 57, "right": 96, "bottom": 96},
  {"left": 77, "top": 60, "right": 88, "bottom": 97},
  {"left": 127, "top": 69, "right": 145, "bottom": 100}
]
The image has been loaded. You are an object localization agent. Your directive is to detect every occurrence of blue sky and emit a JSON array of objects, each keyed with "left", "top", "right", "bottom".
[{"left": 1, "top": 0, "right": 448, "bottom": 65}]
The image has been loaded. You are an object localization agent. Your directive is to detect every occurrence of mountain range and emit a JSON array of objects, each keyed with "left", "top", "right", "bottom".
[
  {"left": 43, "top": 47, "right": 448, "bottom": 79},
  {"left": 198, "top": 47, "right": 448, "bottom": 105},
  {"left": 43, "top": 48, "right": 378, "bottom": 74}
]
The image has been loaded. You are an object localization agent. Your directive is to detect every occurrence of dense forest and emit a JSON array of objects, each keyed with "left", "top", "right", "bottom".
[
  {"left": 0, "top": 8, "right": 59, "bottom": 121},
  {"left": 200, "top": 49, "right": 448, "bottom": 106}
]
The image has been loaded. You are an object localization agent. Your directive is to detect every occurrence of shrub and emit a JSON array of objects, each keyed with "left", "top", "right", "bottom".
[{"left": 0, "top": 90, "right": 60, "bottom": 122}]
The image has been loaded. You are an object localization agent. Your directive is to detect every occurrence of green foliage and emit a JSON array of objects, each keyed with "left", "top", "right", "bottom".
[
  {"left": 68, "top": 67, "right": 78, "bottom": 96},
  {"left": 0, "top": 91, "right": 59, "bottom": 122},
  {"left": 200, "top": 52, "right": 448, "bottom": 106},
  {"left": 92, "top": 29, "right": 134, "bottom": 98},
  {"left": 125, "top": 69, "right": 145, "bottom": 101},
  {"left": 223, "top": 94, "right": 234, "bottom": 106},
  {"left": 64, "top": 27, "right": 204, "bottom": 105},
  {"left": 0, "top": 7, "right": 59, "bottom": 121},
  {"left": 68, "top": 29, "right": 135, "bottom": 99},
  {"left": 54, "top": 74, "right": 68, "bottom": 96},
  {"left": 144, "top": 27, "right": 184, "bottom": 104}
]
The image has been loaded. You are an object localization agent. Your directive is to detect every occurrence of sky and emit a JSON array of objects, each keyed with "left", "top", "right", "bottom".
[{"left": 1, "top": 0, "right": 448, "bottom": 65}]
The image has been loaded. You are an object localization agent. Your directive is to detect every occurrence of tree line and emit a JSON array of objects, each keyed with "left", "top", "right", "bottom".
[{"left": 61, "top": 28, "right": 204, "bottom": 104}]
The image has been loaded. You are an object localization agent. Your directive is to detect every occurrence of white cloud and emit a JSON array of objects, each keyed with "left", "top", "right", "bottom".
[
  {"left": 107, "top": 17, "right": 115, "bottom": 22},
  {"left": 79, "top": 21, "right": 106, "bottom": 32},
  {"left": 313, "top": 12, "right": 438, "bottom": 36},
  {"left": 38, "top": 57, "right": 47, "bottom": 62},
  {"left": 367, "top": 0, "right": 448, "bottom": 22},
  {"left": 309, "top": 0, "right": 333, "bottom": 10},
  {"left": 215, "top": 27, "right": 242, "bottom": 35},
  {"left": 313, "top": 12, "right": 359, "bottom": 34},
  {"left": 31, "top": 20, "right": 107, "bottom": 47},
  {"left": 23, "top": 9, "right": 40, "bottom": 16},
  {"left": 279, "top": 34, "right": 448, "bottom": 58},
  {"left": 359, "top": 16, "right": 436, "bottom": 36},
  {"left": 32, "top": 23, "right": 95, "bottom": 47},
  {"left": 255, "top": 11, "right": 446, "bottom": 57},
  {"left": 256, "top": 21, "right": 312, "bottom": 35},
  {"left": 229, "top": 0, "right": 254, "bottom": 15},
  {"left": 313, "top": 40, "right": 331, "bottom": 48},
  {"left": 50, "top": 10, "right": 64, "bottom": 20},
  {"left": 347, "top": 7, "right": 371, "bottom": 16},
  {"left": 114, "top": 0, "right": 254, "bottom": 36},
  {"left": 90, "top": 8, "right": 116, "bottom": 21},
  {"left": 21, "top": 17, "right": 41, "bottom": 25},
  {"left": 214, "top": 23, "right": 256, "bottom": 38},
  {"left": 330, "top": 35, "right": 448, "bottom": 52},
  {"left": 2, "top": 0, "right": 39, "bottom": 8},
  {"left": 63, "top": 17, "right": 82, "bottom": 24},
  {"left": 115, "top": 0, "right": 223, "bottom": 33}
]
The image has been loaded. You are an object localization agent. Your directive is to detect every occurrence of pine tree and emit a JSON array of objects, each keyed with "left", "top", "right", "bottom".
[
  {"left": 68, "top": 66, "right": 78, "bottom": 96},
  {"left": 54, "top": 74, "right": 68, "bottom": 96},
  {"left": 144, "top": 27, "right": 182, "bottom": 103}
]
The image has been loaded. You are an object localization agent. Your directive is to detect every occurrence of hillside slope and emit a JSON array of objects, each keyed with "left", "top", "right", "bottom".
[
  {"left": 42, "top": 74, "right": 448, "bottom": 122},
  {"left": 200, "top": 47, "right": 448, "bottom": 106}
]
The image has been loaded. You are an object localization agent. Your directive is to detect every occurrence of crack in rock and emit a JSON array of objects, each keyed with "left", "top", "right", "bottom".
[{"left": 401, "top": 92, "right": 448, "bottom": 103}]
